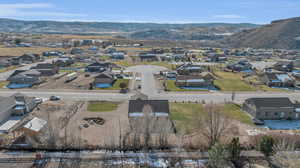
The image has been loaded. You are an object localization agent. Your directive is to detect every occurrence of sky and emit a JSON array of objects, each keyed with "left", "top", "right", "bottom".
[{"left": 0, "top": 0, "right": 299, "bottom": 24}]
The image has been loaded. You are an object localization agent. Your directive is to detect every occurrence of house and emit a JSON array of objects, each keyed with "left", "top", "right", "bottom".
[
  {"left": 0, "top": 93, "right": 38, "bottom": 124},
  {"left": 242, "top": 97, "right": 299, "bottom": 120},
  {"left": 138, "top": 53, "right": 158, "bottom": 61},
  {"left": 227, "top": 60, "right": 252, "bottom": 72},
  {"left": 262, "top": 72, "right": 295, "bottom": 88},
  {"left": 22, "top": 117, "right": 47, "bottom": 135},
  {"left": 85, "top": 62, "right": 112, "bottom": 73},
  {"left": 54, "top": 57, "right": 74, "bottom": 67},
  {"left": 42, "top": 51, "right": 64, "bottom": 57},
  {"left": 206, "top": 54, "right": 228, "bottom": 62},
  {"left": 111, "top": 52, "right": 125, "bottom": 60},
  {"left": 7, "top": 74, "right": 41, "bottom": 89},
  {"left": 70, "top": 48, "right": 84, "bottom": 55},
  {"left": 0, "top": 59, "right": 11, "bottom": 68},
  {"left": 128, "top": 99, "right": 175, "bottom": 133},
  {"left": 175, "top": 72, "right": 216, "bottom": 88},
  {"left": 17, "top": 54, "right": 41, "bottom": 64},
  {"left": 31, "top": 63, "right": 59, "bottom": 76},
  {"left": 273, "top": 61, "right": 294, "bottom": 72},
  {"left": 93, "top": 72, "right": 116, "bottom": 88},
  {"left": 128, "top": 99, "right": 170, "bottom": 117},
  {"left": 176, "top": 64, "right": 203, "bottom": 75}
]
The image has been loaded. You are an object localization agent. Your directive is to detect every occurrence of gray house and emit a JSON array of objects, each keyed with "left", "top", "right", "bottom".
[
  {"left": 0, "top": 93, "right": 38, "bottom": 124},
  {"left": 242, "top": 97, "right": 298, "bottom": 120}
]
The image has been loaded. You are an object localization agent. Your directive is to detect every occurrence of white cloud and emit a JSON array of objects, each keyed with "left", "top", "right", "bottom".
[
  {"left": 0, "top": 3, "right": 53, "bottom": 9},
  {"left": 0, "top": 3, "right": 85, "bottom": 18},
  {"left": 212, "top": 14, "right": 245, "bottom": 19}
]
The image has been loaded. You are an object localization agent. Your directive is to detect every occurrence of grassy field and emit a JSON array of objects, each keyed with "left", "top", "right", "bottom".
[
  {"left": 87, "top": 101, "right": 119, "bottom": 112},
  {"left": 0, "top": 81, "right": 9, "bottom": 88},
  {"left": 258, "top": 85, "right": 290, "bottom": 92},
  {"left": 165, "top": 80, "right": 208, "bottom": 92},
  {"left": 0, "top": 47, "right": 68, "bottom": 56},
  {"left": 96, "top": 79, "right": 130, "bottom": 90},
  {"left": 113, "top": 60, "right": 174, "bottom": 69},
  {"left": 170, "top": 103, "right": 253, "bottom": 133},
  {"left": 0, "top": 66, "right": 19, "bottom": 73},
  {"left": 70, "top": 62, "right": 89, "bottom": 68},
  {"left": 214, "top": 71, "right": 256, "bottom": 91}
]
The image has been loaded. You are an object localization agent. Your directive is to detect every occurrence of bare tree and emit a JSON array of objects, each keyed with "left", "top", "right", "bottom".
[
  {"left": 196, "top": 103, "right": 233, "bottom": 148},
  {"left": 271, "top": 139, "right": 300, "bottom": 168},
  {"left": 142, "top": 104, "right": 154, "bottom": 149}
]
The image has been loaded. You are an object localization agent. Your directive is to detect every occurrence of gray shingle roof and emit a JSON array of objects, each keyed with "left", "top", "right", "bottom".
[
  {"left": 129, "top": 100, "right": 169, "bottom": 113},
  {"left": 247, "top": 97, "right": 294, "bottom": 108}
]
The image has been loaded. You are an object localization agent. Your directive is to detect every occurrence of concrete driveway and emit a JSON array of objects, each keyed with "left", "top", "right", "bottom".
[{"left": 126, "top": 65, "right": 167, "bottom": 96}]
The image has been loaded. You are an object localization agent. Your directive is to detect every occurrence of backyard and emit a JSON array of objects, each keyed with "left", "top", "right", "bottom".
[
  {"left": 87, "top": 101, "right": 120, "bottom": 112},
  {"left": 170, "top": 102, "right": 253, "bottom": 133},
  {"left": 213, "top": 71, "right": 256, "bottom": 91}
]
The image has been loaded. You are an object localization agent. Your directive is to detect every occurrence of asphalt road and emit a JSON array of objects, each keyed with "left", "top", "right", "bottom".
[{"left": 0, "top": 64, "right": 300, "bottom": 103}]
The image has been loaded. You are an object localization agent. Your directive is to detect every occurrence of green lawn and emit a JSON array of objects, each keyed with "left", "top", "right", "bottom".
[
  {"left": 113, "top": 61, "right": 174, "bottom": 70},
  {"left": 258, "top": 85, "right": 290, "bottom": 92},
  {"left": 0, "top": 66, "right": 18, "bottom": 73},
  {"left": 0, "top": 81, "right": 9, "bottom": 88},
  {"left": 165, "top": 80, "right": 208, "bottom": 92},
  {"left": 87, "top": 101, "right": 119, "bottom": 112},
  {"left": 214, "top": 71, "right": 256, "bottom": 91},
  {"left": 96, "top": 79, "right": 130, "bottom": 90},
  {"left": 70, "top": 62, "right": 88, "bottom": 68},
  {"left": 170, "top": 103, "right": 253, "bottom": 133}
]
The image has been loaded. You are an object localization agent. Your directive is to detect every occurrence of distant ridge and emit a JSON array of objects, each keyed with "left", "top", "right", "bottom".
[
  {"left": 225, "top": 17, "right": 300, "bottom": 49},
  {"left": 0, "top": 18, "right": 259, "bottom": 36}
]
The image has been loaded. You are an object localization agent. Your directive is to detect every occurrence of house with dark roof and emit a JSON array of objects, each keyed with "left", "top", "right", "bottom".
[
  {"left": 31, "top": 63, "right": 59, "bottom": 76},
  {"left": 7, "top": 70, "right": 42, "bottom": 89},
  {"left": 138, "top": 53, "right": 158, "bottom": 62},
  {"left": 111, "top": 52, "right": 125, "bottom": 60},
  {"left": 176, "top": 64, "right": 203, "bottom": 75},
  {"left": 242, "top": 97, "right": 299, "bottom": 120},
  {"left": 262, "top": 72, "right": 295, "bottom": 88},
  {"left": 85, "top": 62, "right": 112, "bottom": 73},
  {"left": 128, "top": 99, "right": 170, "bottom": 118},
  {"left": 227, "top": 60, "right": 253, "bottom": 72},
  {"left": 54, "top": 57, "right": 74, "bottom": 67},
  {"left": 175, "top": 72, "right": 216, "bottom": 89},
  {"left": 273, "top": 61, "right": 294, "bottom": 72},
  {"left": 17, "top": 54, "right": 41, "bottom": 64},
  {"left": 0, "top": 93, "right": 38, "bottom": 124},
  {"left": 93, "top": 72, "right": 116, "bottom": 88},
  {"left": 128, "top": 99, "right": 175, "bottom": 133},
  {"left": 70, "top": 48, "right": 84, "bottom": 55}
]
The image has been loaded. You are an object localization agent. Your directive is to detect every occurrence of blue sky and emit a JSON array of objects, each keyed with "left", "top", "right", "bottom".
[{"left": 0, "top": 0, "right": 299, "bottom": 24}]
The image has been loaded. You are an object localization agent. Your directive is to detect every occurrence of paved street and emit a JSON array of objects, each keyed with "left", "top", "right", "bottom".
[{"left": 0, "top": 65, "right": 300, "bottom": 103}]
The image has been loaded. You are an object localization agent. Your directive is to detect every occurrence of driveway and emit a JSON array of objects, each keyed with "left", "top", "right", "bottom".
[{"left": 126, "top": 65, "right": 167, "bottom": 96}]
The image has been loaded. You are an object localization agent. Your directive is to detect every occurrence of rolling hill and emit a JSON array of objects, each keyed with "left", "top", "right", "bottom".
[
  {"left": 225, "top": 17, "right": 300, "bottom": 49},
  {"left": 0, "top": 18, "right": 259, "bottom": 40}
]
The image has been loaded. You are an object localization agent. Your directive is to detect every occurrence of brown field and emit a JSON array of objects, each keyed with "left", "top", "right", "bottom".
[{"left": 0, "top": 47, "right": 69, "bottom": 56}]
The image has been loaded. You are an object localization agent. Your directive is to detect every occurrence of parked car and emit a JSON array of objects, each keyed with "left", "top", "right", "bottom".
[
  {"left": 34, "top": 98, "right": 43, "bottom": 104},
  {"left": 50, "top": 95, "right": 61, "bottom": 101}
]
